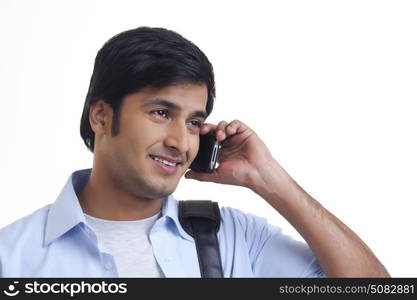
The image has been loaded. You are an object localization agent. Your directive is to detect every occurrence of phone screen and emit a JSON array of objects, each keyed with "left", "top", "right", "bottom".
[{"left": 189, "top": 133, "right": 221, "bottom": 173}]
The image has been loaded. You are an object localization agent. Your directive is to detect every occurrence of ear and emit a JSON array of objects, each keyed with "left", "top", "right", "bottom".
[{"left": 89, "top": 100, "right": 112, "bottom": 134}]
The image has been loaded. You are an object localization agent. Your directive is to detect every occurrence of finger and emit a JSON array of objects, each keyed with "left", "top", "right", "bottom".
[
  {"left": 227, "top": 119, "right": 250, "bottom": 134},
  {"left": 220, "top": 120, "right": 251, "bottom": 144},
  {"left": 200, "top": 123, "right": 216, "bottom": 135},
  {"left": 184, "top": 169, "right": 221, "bottom": 183},
  {"left": 201, "top": 120, "right": 250, "bottom": 140},
  {"left": 215, "top": 120, "right": 229, "bottom": 141},
  {"left": 224, "top": 119, "right": 241, "bottom": 136}
]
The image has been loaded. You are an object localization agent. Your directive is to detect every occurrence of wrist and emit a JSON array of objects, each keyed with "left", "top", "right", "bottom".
[
  {"left": 248, "top": 159, "right": 292, "bottom": 198},
  {"left": 249, "top": 160, "right": 315, "bottom": 221}
]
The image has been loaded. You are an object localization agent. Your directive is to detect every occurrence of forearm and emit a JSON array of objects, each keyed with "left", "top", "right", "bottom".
[{"left": 249, "top": 160, "right": 390, "bottom": 277}]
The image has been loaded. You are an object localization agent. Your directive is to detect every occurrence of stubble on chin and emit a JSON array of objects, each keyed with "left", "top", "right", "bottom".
[{"left": 114, "top": 169, "right": 177, "bottom": 201}]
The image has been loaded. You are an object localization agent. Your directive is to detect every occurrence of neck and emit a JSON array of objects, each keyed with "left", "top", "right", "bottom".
[{"left": 78, "top": 167, "right": 164, "bottom": 221}]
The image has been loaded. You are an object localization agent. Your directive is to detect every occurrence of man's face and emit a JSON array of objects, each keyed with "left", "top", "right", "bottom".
[{"left": 95, "top": 83, "right": 208, "bottom": 200}]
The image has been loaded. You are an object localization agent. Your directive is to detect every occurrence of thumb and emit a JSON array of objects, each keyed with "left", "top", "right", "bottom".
[{"left": 184, "top": 170, "right": 220, "bottom": 183}]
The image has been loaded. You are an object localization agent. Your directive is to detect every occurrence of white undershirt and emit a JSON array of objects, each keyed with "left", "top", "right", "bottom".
[{"left": 84, "top": 212, "right": 164, "bottom": 277}]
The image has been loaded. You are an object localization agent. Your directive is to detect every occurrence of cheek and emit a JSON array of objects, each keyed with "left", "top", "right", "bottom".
[
  {"left": 109, "top": 135, "right": 147, "bottom": 164},
  {"left": 125, "top": 125, "right": 158, "bottom": 151},
  {"left": 189, "top": 137, "right": 200, "bottom": 161},
  {"left": 121, "top": 114, "right": 158, "bottom": 144}
]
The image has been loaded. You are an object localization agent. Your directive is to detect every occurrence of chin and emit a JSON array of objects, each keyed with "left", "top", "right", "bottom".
[{"left": 155, "top": 180, "right": 177, "bottom": 195}]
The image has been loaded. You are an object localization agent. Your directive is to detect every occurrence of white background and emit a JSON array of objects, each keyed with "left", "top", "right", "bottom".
[{"left": 0, "top": 0, "right": 416, "bottom": 277}]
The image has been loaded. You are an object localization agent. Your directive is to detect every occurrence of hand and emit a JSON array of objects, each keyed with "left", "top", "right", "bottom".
[{"left": 184, "top": 120, "right": 277, "bottom": 190}]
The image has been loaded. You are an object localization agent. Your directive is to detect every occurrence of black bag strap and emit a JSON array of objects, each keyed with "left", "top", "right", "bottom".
[{"left": 178, "top": 200, "right": 224, "bottom": 278}]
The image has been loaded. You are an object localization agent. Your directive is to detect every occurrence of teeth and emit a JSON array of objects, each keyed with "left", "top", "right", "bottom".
[{"left": 151, "top": 156, "right": 177, "bottom": 167}]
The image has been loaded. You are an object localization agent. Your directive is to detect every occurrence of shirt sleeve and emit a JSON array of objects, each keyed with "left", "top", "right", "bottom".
[{"left": 243, "top": 212, "right": 326, "bottom": 277}]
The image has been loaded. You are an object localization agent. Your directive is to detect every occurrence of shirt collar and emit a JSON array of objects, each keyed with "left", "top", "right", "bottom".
[
  {"left": 44, "top": 168, "right": 193, "bottom": 246},
  {"left": 161, "top": 194, "right": 194, "bottom": 242},
  {"left": 44, "top": 169, "right": 90, "bottom": 246}
]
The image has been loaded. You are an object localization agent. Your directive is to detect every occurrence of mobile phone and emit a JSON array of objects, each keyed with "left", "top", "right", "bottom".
[{"left": 189, "top": 133, "right": 222, "bottom": 173}]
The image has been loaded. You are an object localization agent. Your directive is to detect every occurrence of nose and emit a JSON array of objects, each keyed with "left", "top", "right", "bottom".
[{"left": 163, "top": 121, "right": 190, "bottom": 155}]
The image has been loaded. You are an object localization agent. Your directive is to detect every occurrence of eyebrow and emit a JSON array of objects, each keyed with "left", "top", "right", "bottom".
[{"left": 142, "top": 98, "right": 208, "bottom": 119}]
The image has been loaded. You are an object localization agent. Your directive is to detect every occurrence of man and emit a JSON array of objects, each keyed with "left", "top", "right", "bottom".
[{"left": 0, "top": 27, "right": 389, "bottom": 277}]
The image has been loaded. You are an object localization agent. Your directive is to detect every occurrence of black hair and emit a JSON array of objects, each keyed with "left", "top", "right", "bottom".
[{"left": 80, "top": 26, "right": 215, "bottom": 153}]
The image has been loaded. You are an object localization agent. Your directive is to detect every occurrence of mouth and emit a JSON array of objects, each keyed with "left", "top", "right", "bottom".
[{"left": 149, "top": 155, "right": 182, "bottom": 174}]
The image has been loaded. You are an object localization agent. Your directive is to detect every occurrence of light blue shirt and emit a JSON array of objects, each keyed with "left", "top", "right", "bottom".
[{"left": 0, "top": 169, "right": 325, "bottom": 277}]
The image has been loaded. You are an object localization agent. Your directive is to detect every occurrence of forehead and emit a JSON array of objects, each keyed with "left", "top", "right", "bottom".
[{"left": 126, "top": 84, "right": 208, "bottom": 112}]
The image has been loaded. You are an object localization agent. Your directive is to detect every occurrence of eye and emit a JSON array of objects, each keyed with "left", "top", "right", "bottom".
[
  {"left": 152, "top": 109, "right": 168, "bottom": 119},
  {"left": 189, "top": 120, "right": 202, "bottom": 128}
]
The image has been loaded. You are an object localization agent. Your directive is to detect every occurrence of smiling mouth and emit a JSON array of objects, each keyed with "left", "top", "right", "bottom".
[{"left": 149, "top": 155, "right": 182, "bottom": 167}]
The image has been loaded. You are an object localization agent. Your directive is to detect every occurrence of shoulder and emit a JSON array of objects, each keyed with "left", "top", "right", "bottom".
[
  {"left": 0, "top": 205, "right": 51, "bottom": 254},
  {"left": 218, "top": 205, "right": 282, "bottom": 251},
  {"left": 219, "top": 205, "right": 277, "bottom": 235},
  {"left": 218, "top": 205, "right": 324, "bottom": 277}
]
